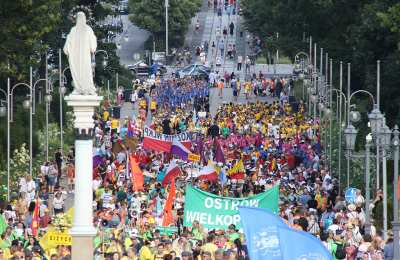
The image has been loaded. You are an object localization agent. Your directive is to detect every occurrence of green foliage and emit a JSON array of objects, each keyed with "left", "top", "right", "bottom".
[
  {"left": 0, "top": 0, "right": 133, "bottom": 192},
  {"left": 0, "top": 143, "right": 30, "bottom": 195},
  {"left": 128, "top": 0, "right": 202, "bottom": 48},
  {"left": 0, "top": 0, "right": 62, "bottom": 81},
  {"left": 244, "top": 1, "right": 400, "bottom": 213},
  {"left": 378, "top": 3, "right": 400, "bottom": 34},
  {"left": 242, "top": 0, "right": 400, "bottom": 126}
]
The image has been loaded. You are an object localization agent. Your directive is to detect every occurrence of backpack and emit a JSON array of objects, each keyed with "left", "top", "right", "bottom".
[{"left": 335, "top": 243, "right": 347, "bottom": 259}]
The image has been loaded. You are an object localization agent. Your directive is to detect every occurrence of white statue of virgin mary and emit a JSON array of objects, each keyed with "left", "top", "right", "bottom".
[{"left": 63, "top": 12, "right": 97, "bottom": 95}]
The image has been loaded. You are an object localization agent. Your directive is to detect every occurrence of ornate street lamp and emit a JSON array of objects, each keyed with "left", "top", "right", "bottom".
[
  {"left": 349, "top": 110, "right": 361, "bottom": 123},
  {"left": 0, "top": 105, "right": 6, "bottom": 117},
  {"left": 44, "top": 93, "right": 53, "bottom": 103},
  {"left": 368, "top": 104, "right": 384, "bottom": 137},
  {"left": 22, "top": 99, "right": 31, "bottom": 109},
  {"left": 318, "top": 102, "right": 325, "bottom": 112},
  {"left": 344, "top": 124, "right": 358, "bottom": 151},
  {"left": 310, "top": 94, "right": 317, "bottom": 103},
  {"left": 324, "top": 107, "right": 332, "bottom": 117},
  {"left": 392, "top": 125, "right": 400, "bottom": 260},
  {"left": 60, "top": 86, "right": 67, "bottom": 95},
  {"left": 379, "top": 122, "right": 392, "bottom": 149}
]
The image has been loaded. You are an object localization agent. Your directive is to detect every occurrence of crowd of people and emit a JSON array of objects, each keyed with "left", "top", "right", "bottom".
[
  {"left": 0, "top": 1, "right": 398, "bottom": 259},
  {"left": 0, "top": 63, "right": 397, "bottom": 260}
]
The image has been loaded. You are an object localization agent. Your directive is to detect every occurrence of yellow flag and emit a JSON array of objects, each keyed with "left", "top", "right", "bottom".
[{"left": 227, "top": 160, "right": 245, "bottom": 176}]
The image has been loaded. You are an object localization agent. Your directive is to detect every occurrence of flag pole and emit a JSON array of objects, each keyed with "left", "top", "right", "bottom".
[{"left": 191, "top": 162, "right": 194, "bottom": 185}]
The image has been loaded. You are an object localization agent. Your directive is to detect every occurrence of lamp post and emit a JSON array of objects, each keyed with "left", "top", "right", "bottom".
[
  {"left": 294, "top": 51, "right": 310, "bottom": 75},
  {"left": 93, "top": 49, "right": 109, "bottom": 78},
  {"left": 10, "top": 68, "right": 33, "bottom": 173},
  {"left": 59, "top": 49, "right": 66, "bottom": 153},
  {"left": 325, "top": 87, "right": 347, "bottom": 192},
  {"left": 165, "top": 0, "right": 169, "bottom": 56},
  {"left": 48, "top": 65, "right": 69, "bottom": 155},
  {"left": 392, "top": 125, "right": 400, "bottom": 260},
  {"left": 365, "top": 133, "right": 372, "bottom": 235},
  {"left": 294, "top": 52, "right": 309, "bottom": 101},
  {"left": 344, "top": 62, "right": 376, "bottom": 187},
  {"left": 378, "top": 119, "right": 392, "bottom": 239},
  {"left": 344, "top": 121, "right": 360, "bottom": 190},
  {"left": 0, "top": 85, "right": 10, "bottom": 201},
  {"left": 343, "top": 126, "right": 374, "bottom": 235},
  {"left": 329, "top": 59, "right": 333, "bottom": 171},
  {"left": 368, "top": 104, "right": 384, "bottom": 189},
  {"left": 6, "top": 68, "right": 34, "bottom": 191},
  {"left": 338, "top": 61, "right": 343, "bottom": 193},
  {"left": 44, "top": 92, "right": 52, "bottom": 161}
]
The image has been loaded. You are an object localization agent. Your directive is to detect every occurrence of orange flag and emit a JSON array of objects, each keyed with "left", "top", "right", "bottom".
[
  {"left": 162, "top": 178, "right": 176, "bottom": 226},
  {"left": 129, "top": 155, "right": 144, "bottom": 191},
  {"left": 31, "top": 198, "right": 40, "bottom": 237}
]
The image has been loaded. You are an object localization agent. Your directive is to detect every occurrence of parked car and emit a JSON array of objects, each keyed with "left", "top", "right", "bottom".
[
  {"left": 127, "top": 61, "right": 167, "bottom": 77},
  {"left": 127, "top": 61, "right": 149, "bottom": 77},
  {"left": 176, "top": 64, "right": 211, "bottom": 79}
]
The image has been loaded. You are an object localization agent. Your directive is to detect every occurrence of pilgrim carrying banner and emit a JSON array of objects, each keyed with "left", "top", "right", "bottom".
[
  {"left": 183, "top": 185, "right": 279, "bottom": 230},
  {"left": 142, "top": 126, "right": 195, "bottom": 152}
]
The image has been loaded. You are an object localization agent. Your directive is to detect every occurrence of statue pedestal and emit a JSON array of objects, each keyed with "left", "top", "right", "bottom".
[
  {"left": 65, "top": 94, "right": 102, "bottom": 260},
  {"left": 64, "top": 94, "right": 103, "bottom": 135}
]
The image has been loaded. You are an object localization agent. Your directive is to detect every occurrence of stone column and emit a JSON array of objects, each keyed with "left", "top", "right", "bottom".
[{"left": 65, "top": 94, "right": 102, "bottom": 260}]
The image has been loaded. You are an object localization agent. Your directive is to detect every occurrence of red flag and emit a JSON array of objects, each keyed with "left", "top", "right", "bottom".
[
  {"left": 129, "top": 155, "right": 144, "bottom": 191},
  {"left": 229, "top": 172, "right": 245, "bottom": 180},
  {"left": 197, "top": 165, "right": 218, "bottom": 182},
  {"left": 162, "top": 160, "right": 181, "bottom": 187},
  {"left": 162, "top": 179, "right": 176, "bottom": 226},
  {"left": 31, "top": 198, "right": 40, "bottom": 237}
]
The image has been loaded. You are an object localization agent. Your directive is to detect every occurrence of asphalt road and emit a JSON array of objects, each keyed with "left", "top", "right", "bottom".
[{"left": 116, "top": 15, "right": 151, "bottom": 66}]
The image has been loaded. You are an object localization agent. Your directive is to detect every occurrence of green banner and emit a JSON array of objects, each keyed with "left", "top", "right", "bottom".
[
  {"left": 156, "top": 226, "right": 178, "bottom": 236},
  {"left": 183, "top": 185, "right": 279, "bottom": 230}
]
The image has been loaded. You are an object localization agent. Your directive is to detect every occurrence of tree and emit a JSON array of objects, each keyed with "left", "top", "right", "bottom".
[
  {"left": 128, "top": 0, "right": 202, "bottom": 49},
  {"left": 242, "top": 0, "right": 400, "bottom": 125},
  {"left": 0, "top": 0, "right": 61, "bottom": 81},
  {"left": 0, "top": 0, "right": 133, "bottom": 173},
  {"left": 0, "top": 143, "right": 31, "bottom": 196}
]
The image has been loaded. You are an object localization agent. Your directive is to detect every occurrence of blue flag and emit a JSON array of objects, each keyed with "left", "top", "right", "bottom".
[
  {"left": 239, "top": 207, "right": 333, "bottom": 260},
  {"left": 219, "top": 168, "right": 227, "bottom": 186},
  {"left": 278, "top": 227, "right": 333, "bottom": 260},
  {"left": 239, "top": 207, "right": 286, "bottom": 260}
]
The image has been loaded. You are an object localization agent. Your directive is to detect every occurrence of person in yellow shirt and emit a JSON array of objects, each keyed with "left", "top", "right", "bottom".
[
  {"left": 201, "top": 234, "right": 218, "bottom": 259},
  {"left": 139, "top": 241, "right": 154, "bottom": 260},
  {"left": 111, "top": 117, "right": 119, "bottom": 134},
  {"left": 0, "top": 247, "right": 11, "bottom": 259},
  {"left": 103, "top": 110, "right": 110, "bottom": 121},
  {"left": 139, "top": 98, "right": 147, "bottom": 110},
  {"left": 106, "top": 239, "right": 123, "bottom": 255},
  {"left": 244, "top": 81, "right": 251, "bottom": 100},
  {"left": 150, "top": 99, "right": 157, "bottom": 114}
]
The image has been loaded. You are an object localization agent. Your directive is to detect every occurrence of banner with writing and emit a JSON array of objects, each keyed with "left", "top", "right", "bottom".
[
  {"left": 143, "top": 126, "right": 196, "bottom": 152},
  {"left": 183, "top": 185, "right": 279, "bottom": 230}
]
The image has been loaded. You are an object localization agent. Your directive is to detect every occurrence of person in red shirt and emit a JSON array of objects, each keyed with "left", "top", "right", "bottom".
[
  {"left": 66, "top": 162, "right": 75, "bottom": 193},
  {"left": 39, "top": 209, "right": 52, "bottom": 229}
]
